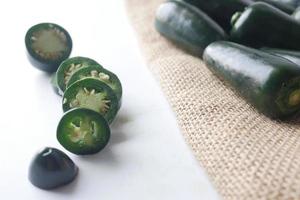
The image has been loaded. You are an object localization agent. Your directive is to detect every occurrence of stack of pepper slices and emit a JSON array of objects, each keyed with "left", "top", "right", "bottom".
[
  {"left": 156, "top": 0, "right": 300, "bottom": 119},
  {"left": 25, "top": 23, "right": 122, "bottom": 189}
]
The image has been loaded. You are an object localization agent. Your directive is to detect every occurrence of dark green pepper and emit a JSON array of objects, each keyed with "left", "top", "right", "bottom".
[
  {"left": 180, "top": 0, "right": 252, "bottom": 32},
  {"left": 50, "top": 74, "right": 63, "bottom": 96},
  {"left": 57, "top": 108, "right": 110, "bottom": 155},
  {"left": 63, "top": 78, "right": 119, "bottom": 124},
  {"left": 262, "top": 0, "right": 300, "bottom": 8},
  {"left": 262, "top": 48, "right": 300, "bottom": 66},
  {"left": 67, "top": 66, "right": 122, "bottom": 107},
  {"left": 231, "top": 2, "right": 300, "bottom": 50},
  {"left": 28, "top": 147, "right": 78, "bottom": 190},
  {"left": 279, "top": 0, "right": 300, "bottom": 8},
  {"left": 252, "top": 0, "right": 295, "bottom": 14},
  {"left": 25, "top": 23, "right": 72, "bottom": 73},
  {"left": 155, "top": 0, "right": 227, "bottom": 57},
  {"left": 56, "top": 56, "right": 103, "bottom": 93},
  {"left": 292, "top": 6, "right": 300, "bottom": 21},
  {"left": 203, "top": 41, "right": 300, "bottom": 119}
]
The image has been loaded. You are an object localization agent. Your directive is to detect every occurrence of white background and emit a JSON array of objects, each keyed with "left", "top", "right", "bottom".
[{"left": 0, "top": 0, "right": 219, "bottom": 199}]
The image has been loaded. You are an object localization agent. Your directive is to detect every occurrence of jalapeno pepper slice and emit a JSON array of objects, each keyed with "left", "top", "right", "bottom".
[
  {"left": 57, "top": 108, "right": 111, "bottom": 155},
  {"left": 66, "top": 66, "right": 122, "bottom": 105},
  {"left": 28, "top": 147, "right": 78, "bottom": 189},
  {"left": 56, "top": 57, "right": 103, "bottom": 92},
  {"left": 25, "top": 23, "right": 72, "bottom": 73},
  {"left": 63, "top": 78, "right": 118, "bottom": 123}
]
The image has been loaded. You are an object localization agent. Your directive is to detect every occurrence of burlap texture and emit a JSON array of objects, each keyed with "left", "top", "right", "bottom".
[{"left": 126, "top": 0, "right": 300, "bottom": 199}]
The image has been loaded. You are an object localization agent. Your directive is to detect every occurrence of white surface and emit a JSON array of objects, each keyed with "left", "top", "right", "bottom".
[{"left": 0, "top": 0, "right": 219, "bottom": 199}]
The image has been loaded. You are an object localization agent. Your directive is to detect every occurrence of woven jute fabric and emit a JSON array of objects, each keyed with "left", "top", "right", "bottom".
[{"left": 126, "top": 0, "right": 300, "bottom": 199}]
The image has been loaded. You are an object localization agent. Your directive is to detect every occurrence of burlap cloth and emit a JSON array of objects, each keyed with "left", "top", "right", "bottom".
[{"left": 126, "top": 0, "right": 300, "bottom": 199}]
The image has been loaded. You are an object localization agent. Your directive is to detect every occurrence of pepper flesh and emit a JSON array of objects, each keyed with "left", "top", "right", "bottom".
[{"left": 203, "top": 41, "right": 300, "bottom": 118}]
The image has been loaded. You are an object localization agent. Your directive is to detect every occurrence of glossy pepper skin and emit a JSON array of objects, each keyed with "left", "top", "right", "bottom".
[
  {"left": 230, "top": 2, "right": 300, "bottom": 50},
  {"left": 263, "top": 0, "right": 300, "bottom": 8},
  {"left": 252, "top": 0, "right": 295, "bottom": 14},
  {"left": 262, "top": 48, "right": 300, "bottom": 66},
  {"left": 180, "top": 0, "right": 252, "bottom": 32},
  {"left": 292, "top": 7, "right": 300, "bottom": 21},
  {"left": 203, "top": 41, "right": 300, "bottom": 119},
  {"left": 50, "top": 74, "right": 63, "bottom": 96},
  {"left": 28, "top": 147, "right": 78, "bottom": 190},
  {"left": 281, "top": 0, "right": 300, "bottom": 7},
  {"left": 155, "top": 0, "right": 227, "bottom": 57}
]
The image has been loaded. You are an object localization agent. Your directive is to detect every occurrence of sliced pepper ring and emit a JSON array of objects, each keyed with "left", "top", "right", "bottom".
[
  {"left": 57, "top": 108, "right": 111, "bottom": 155},
  {"left": 25, "top": 23, "right": 72, "bottom": 73},
  {"left": 56, "top": 57, "right": 103, "bottom": 92},
  {"left": 66, "top": 66, "right": 122, "bottom": 106},
  {"left": 63, "top": 78, "right": 118, "bottom": 124}
]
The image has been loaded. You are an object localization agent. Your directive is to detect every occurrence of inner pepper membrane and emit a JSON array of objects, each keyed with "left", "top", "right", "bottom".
[
  {"left": 69, "top": 88, "right": 111, "bottom": 114},
  {"left": 31, "top": 27, "right": 67, "bottom": 60},
  {"left": 276, "top": 77, "right": 300, "bottom": 114}
]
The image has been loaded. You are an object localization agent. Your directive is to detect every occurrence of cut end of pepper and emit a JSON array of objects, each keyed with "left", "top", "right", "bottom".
[
  {"left": 288, "top": 89, "right": 300, "bottom": 106},
  {"left": 25, "top": 23, "right": 72, "bottom": 72},
  {"left": 276, "top": 77, "right": 300, "bottom": 116},
  {"left": 31, "top": 28, "right": 67, "bottom": 60}
]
